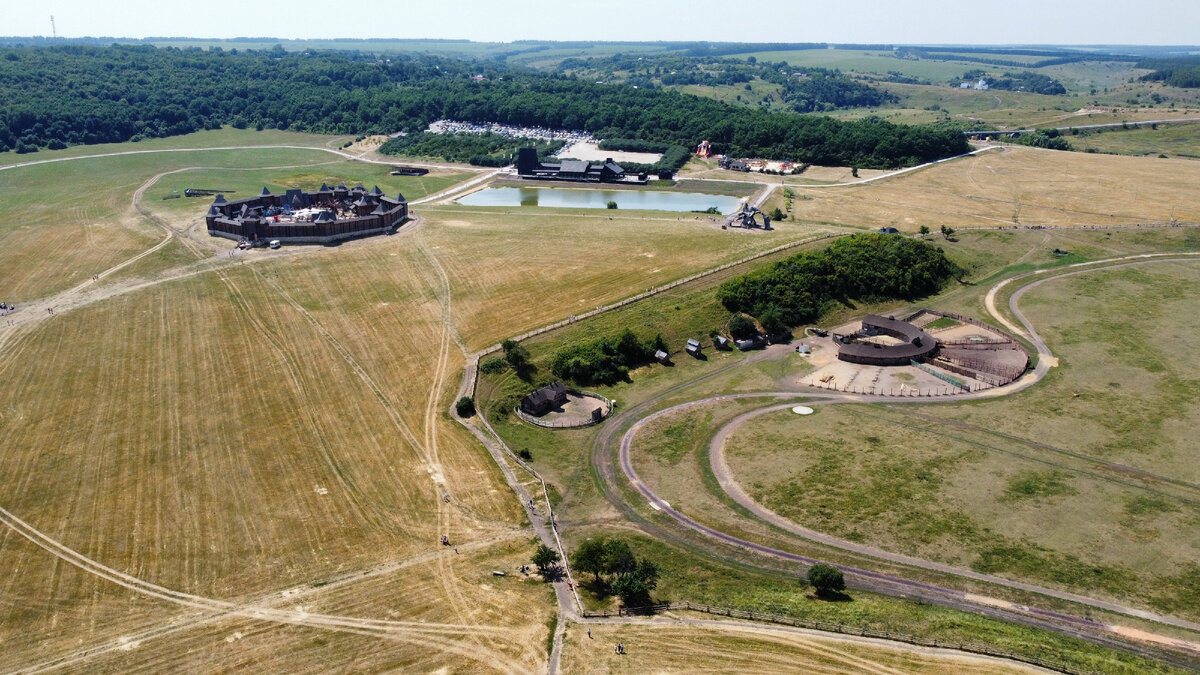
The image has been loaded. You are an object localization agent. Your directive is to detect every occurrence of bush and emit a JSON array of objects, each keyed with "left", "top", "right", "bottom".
[
  {"left": 455, "top": 396, "right": 476, "bottom": 417},
  {"left": 480, "top": 357, "right": 509, "bottom": 374},
  {"left": 728, "top": 314, "right": 758, "bottom": 340},
  {"left": 606, "top": 200, "right": 618, "bottom": 209},
  {"left": 518, "top": 448, "right": 533, "bottom": 461},
  {"left": 807, "top": 563, "right": 846, "bottom": 597}
]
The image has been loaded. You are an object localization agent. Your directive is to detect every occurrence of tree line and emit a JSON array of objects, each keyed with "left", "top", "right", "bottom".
[
  {"left": 716, "top": 234, "right": 963, "bottom": 328},
  {"left": 0, "top": 44, "right": 967, "bottom": 168},
  {"left": 1138, "top": 57, "right": 1200, "bottom": 88}
]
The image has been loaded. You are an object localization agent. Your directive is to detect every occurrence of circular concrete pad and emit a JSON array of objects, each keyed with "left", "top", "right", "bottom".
[{"left": 792, "top": 406, "right": 814, "bottom": 415}]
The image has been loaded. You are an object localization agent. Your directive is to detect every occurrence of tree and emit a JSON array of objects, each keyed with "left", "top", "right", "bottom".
[
  {"left": 610, "top": 557, "right": 660, "bottom": 606},
  {"left": 758, "top": 307, "right": 789, "bottom": 336},
  {"left": 729, "top": 314, "right": 758, "bottom": 340},
  {"left": 807, "top": 563, "right": 846, "bottom": 597},
  {"left": 601, "top": 539, "right": 637, "bottom": 576},
  {"left": 570, "top": 537, "right": 609, "bottom": 582},
  {"left": 532, "top": 543, "right": 560, "bottom": 576},
  {"left": 606, "top": 200, "right": 618, "bottom": 209},
  {"left": 770, "top": 207, "right": 785, "bottom": 221},
  {"left": 940, "top": 224, "right": 955, "bottom": 240},
  {"left": 918, "top": 225, "right": 930, "bottom": 236},
  {"left": 610, "top": 573, "right": 651, "bottom": 606},
  {"left": 455, "top": 396, "right": 475, "bottom": 417},
  {"left": 502, "top": 339, "right": 535, "bottom": 381}
]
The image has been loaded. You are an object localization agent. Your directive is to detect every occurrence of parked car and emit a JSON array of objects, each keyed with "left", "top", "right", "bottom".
[{"left": 269, "top": 240, "right": 281, "bottom": 249}]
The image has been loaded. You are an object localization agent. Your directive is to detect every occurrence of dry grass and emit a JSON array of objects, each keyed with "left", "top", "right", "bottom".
[
  {"left": 6, "top": 131, "right": 1200, "bottom": 670},
  {"left": 561, "top": 620, "right": 1040, "bottom": 674},
  {"left": 0, "top": 238, "right": 546, "bottom": 668},
  {"left": 790, "top": 145, "right": 1200, "bottom": 231},
  {"left": 0, "top": 148, "right": 339, "bottom": 299},
  {"left": 417, "top": 206, "right": 836, "bottom": 351}
]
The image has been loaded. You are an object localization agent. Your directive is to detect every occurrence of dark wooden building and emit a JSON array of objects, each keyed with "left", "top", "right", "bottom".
[
  {"left": 204, "top": 184, "right": 408, "bottom": 245},
  {"left": 515, "top": 148, "right": 647, "bottom": 184},
  {"left": 520, "top": 382, "right": 569, "bottom": 416},
  {"left": 836, "top": 314, "right": 939, "bottom": 366}
]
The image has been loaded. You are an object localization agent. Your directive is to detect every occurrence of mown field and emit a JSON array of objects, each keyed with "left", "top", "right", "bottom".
[
  {"left": 0, "top": 146, "right": 340, "bottom": 299},
  {"left": 0, "top": 240, "right": 554, "bottom": 669},
  {"left": 785, "top": 145, "right": 1200, "bottom": 231},
  {"left": 5, "top": 127, "right": 1200, "bottom": 671}
]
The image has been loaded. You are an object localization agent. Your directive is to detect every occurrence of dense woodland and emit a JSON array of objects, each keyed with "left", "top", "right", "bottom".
[
  {"left": 560, "top": 53, "right": 895, "bottom": 113},
  {"left": 1139, "top": 57, "right": 1200, "bottom": 88},
  {"left": 717, "top": 234, "right": 963, "bottom": 327},
  {"left": 0, "top": 44, "right": 967, "bottom": 168}
]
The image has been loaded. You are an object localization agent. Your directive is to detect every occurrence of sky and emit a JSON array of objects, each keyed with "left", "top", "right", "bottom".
[{"left": 8, "top": 0, "right": 1200, "bottom": 46}]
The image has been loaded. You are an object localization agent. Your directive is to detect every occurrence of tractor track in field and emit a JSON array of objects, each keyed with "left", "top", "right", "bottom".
[
  {"left": 0, "top": 503, "right": 527, "bottom": 671},
  {"left": 8, "top": 533, "right": 522, "bottom": 674}
]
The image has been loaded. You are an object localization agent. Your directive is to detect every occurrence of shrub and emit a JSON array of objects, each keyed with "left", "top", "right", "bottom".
[
  {"left": 807, "top": 563, "right": 846, "bottom": 597},
  {"left": 550, "top": 329, "right": 667, "bottom": 386},
  {"left": 455, "top": 396, "right": 475, "bottom": 417},
  {"left": 480, "top": 357, "right": 509, "bottom": 374},
  {"left": 728, "top": 315, "right": 758, "bottom": 340}
]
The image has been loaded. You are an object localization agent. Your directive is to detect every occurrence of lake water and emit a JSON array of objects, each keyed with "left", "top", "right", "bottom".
[{"left": 458, "top": 186, "right": 743, "bottom": 214}]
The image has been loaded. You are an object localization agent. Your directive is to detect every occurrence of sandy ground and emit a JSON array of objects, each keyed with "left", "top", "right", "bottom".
[{"left": 558, "top": 141, "right": 663, "bottom": 164}]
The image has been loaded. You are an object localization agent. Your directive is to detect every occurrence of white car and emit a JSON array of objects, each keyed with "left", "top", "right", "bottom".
[{"left": 268, "top": 240, "right": 281, "bottom": 249}]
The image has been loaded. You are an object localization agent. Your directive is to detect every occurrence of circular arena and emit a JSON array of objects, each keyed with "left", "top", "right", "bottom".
[
  {"left": 802, "top": 310, "right": 1029, "bottom": 396},
  {"left": 516, "top": 381, "right": 613, "bottom": 428},
  {"left": 834, "top": 314, "right": 938, "bottom": 366}
]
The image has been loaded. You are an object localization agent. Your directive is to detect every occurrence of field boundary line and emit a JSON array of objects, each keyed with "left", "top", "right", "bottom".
[{"left": 582, "top": 601, "right": 1085, "bottom": 674}]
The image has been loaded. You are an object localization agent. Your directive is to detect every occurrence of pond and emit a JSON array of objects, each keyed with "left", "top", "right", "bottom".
[{"left": 457, "top": 186, "right": 743, "bottom": 214}]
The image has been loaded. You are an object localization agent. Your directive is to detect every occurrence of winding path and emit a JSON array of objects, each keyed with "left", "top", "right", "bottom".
[{"left": 594, "top": 253, "right": 1200, "bottom": 665}]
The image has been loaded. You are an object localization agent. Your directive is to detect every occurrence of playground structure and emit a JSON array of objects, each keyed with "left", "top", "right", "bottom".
[{"left": 724, "top": 202, "right": 772, "bottom": 230}]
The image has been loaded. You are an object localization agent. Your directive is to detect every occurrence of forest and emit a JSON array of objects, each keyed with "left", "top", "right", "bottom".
[
  {"left": 716, "top": 234, "right": 963, "bottom": 328},
  {"left": 0, "top": 44, "right": 967, "bottom": 168},
  {"left": 1138, "top": 57, "right": 1200, "bottom": 88}
]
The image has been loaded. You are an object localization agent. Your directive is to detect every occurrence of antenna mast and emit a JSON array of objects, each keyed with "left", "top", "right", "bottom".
[{"left": 51, "top": 16, "right": 57, "bottom": 39}]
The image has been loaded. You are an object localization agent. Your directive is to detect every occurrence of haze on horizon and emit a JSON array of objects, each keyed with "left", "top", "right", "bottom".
[{"left": 9, "top": 0, "right": 1200, "bottom": 47}]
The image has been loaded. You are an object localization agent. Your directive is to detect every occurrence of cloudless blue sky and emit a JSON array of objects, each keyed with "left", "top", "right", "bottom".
[{"left": 10, "top": 0, "right": 1200, "bottom": 45}]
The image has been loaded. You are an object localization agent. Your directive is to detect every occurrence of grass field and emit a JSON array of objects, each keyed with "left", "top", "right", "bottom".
[
  {"left": 561, "top": 620, "right": 1043, "bottom": 673},
  {"left": 0, "top": 209, "right": 551, "bottom": 669},
  {"left": 1065, "top": 122, "right": 1200, "bottom": 158},
  {"left": 788, "top": 145, "right": 1200, "bottom": 231},
  {"left": 0, "top": 146, "right": 344, "bottom": 299},
  {"left": 6, "top": 128, "right": 1200, "bottom": 671}
]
